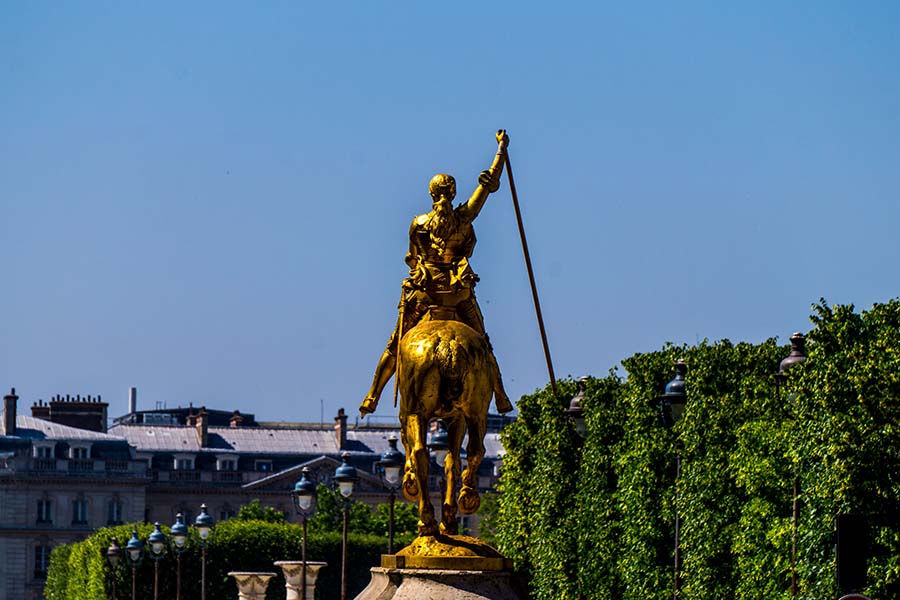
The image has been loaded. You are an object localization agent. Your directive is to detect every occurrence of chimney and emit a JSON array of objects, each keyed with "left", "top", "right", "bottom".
[
  {"left": 230, "top": 410, "right": 244, "bottom": 428},
  {"left": 128, "top": 387, "right": 137, "bottom": 414},
  {"left": 334, "top": 408, "right": 347, "bottom": 450},
  {"left": 2, "top": 388, "right": 17, "bottom": 436},
  {"left": 196, "top": 407, "right": 209, "bottom": 447}
]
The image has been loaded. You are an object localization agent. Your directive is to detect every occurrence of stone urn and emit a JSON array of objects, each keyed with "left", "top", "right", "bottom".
[
  {"left": 274, "top": 560, "right": 328, "bottom": 600},
  {"left": 228, "top": 571, "right": 277, "bottom": 600}
]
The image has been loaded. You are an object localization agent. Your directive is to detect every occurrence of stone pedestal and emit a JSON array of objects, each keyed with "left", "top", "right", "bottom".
[
  {"left": 354, "top": 568, "right": 526, "bottom": 600},
  {"left": 274, "top": 560, "right": 327, "bottom": 600},
  {"left": 228, "top": 571, "right": 277, "bottom": 600}
]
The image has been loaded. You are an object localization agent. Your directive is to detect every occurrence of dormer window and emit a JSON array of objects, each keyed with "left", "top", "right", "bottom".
[
  {"left": 33, "top": 444, "right": 54, "bottom": 459},
  {"left": 217, "top": 456, "right": 238, "bottom": 471},
  {"left": 173, "top": 454, "right": 195, "bottom": 470},
  {"left": 69, "top": 444, "right": 91, "bottom": 460}
]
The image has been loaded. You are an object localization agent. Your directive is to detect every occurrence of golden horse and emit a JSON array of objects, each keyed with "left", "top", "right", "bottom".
[{"left": 397, "top": 317, "right": 493, "bottom": 536}]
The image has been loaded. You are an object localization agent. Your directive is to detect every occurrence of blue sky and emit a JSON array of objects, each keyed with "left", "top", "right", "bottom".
[{"left": 3, "top": 2, "right": 899, "bottom": 424}]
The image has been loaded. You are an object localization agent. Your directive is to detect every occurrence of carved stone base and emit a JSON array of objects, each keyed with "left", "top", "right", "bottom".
[
  {"left": 354, "top": 568, "right": 526, "bottom": 600},
  {"left": 274, "top": 561, "right": 327, "bottom": 600}
]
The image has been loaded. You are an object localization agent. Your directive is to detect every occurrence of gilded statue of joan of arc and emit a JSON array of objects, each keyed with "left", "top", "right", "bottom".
[{"left": 360, "top": 131, "right": 513, "bottom": 418}]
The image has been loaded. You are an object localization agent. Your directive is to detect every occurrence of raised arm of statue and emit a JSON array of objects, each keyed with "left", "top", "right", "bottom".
[{"left": 458, "top": 130, "right": 509, "bottom": 223}]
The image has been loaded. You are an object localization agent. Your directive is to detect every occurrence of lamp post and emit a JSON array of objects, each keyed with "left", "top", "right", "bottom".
[
  {"left": 658, "top": 359, "right": 688, "bottom": 600},
  {"left": 125, "top": 529, "right": 144, "bottom": 600},
  {"left": 566, "top": 376, "right": 588, "bottom": 438},
  {"left": 775, "top": 332, "right": 807, "bottom": 598},
  {"left": 333, "top": 452, "right": 359, "bottom": 600},
  {"left": 195, "top": 503, "right": 215, "bottom": 600},
  {"left": 377, "top": 434, "right": 404, "bottom": 554},
  {"left": 106, "top": 536, "right": 123, "bottom": 600},
  {"left": 428, "top": 421, "right": 450, "bottom": 515},
  {"left": 170, "top": 513, "right": 189, "bottom": 600},
  {"left": 292, "top": 467, "right": 318, "bottom": 600},
  {"left": 148, "top": 522, "right": 167, "bottom": 600}
]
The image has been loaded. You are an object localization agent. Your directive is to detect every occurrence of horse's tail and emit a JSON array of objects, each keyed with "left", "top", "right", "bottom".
[{"left": 434, "top": 334, "right": 470, "bottom": 404}]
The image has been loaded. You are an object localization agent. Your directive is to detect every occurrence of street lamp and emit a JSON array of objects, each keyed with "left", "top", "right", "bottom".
[
  {"left": 377, "top": 434, "right": 404, "bottom": 554},
  {"left": 428, "top": 420, "right": 450, "bottom": 468},
  {"left": 333, "top": 452, "right": 359, "bottom": 600},
  {"left": 657, "top": 359, "right": 688, "bottom": 600},
  {"left": 125, "top": 529, "right": 144, "bottom": 600},
  {"left": 292, "top": 467, "right": 318, "bottom": 600},
  {"left": 566, "top": 376, "right": 588, "bottom": 437},
  {"left": 428, "top": 421, "right": 450, "bottom": 513},
  {"left": 774, "top": 332, "right": 807, "bottom": 598},
  {"left": 106, "top": 536, "right": 123, "bottom": 600},
  {"left": 195, "top": 503, "right": 215, "bottom": 600},
  {"left": 148, "top": 522, "right": 167, "bottom": 600},
  {"left": 170, "top": 513, "right": 189, "bottom": 600}
]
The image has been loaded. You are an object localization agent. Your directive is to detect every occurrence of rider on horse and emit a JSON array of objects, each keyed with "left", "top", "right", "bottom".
[{"left": 360, "top": 131, "right": 514, "bottom": 418}]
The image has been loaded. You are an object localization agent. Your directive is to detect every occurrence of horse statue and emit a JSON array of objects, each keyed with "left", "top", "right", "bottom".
[{"left": 397, "top": 317, "right": 494, "bottom": 536}]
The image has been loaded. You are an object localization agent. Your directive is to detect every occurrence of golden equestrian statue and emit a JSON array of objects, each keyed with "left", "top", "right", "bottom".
[{"left": 360, "top": 130, "right": 515, "bottom": 538}]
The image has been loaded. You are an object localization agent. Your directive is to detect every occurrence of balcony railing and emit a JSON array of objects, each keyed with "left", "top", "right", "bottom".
[
  {"left": 67, "top": 459, "right": 94, "bottom": 473},
  {"left": 105, "top": 459, "right": 129, "bottom": 472},
  {"left": 213, "top": 471, "right": 243, "bottom": 483},
  {"left": 170, "top": 470, "right": 201, "bottom": 482},
  {"left": 33, "top": 458, "right": 56, "bottom": 471}
]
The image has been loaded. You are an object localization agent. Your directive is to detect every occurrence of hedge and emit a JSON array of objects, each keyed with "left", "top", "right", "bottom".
[
  {"left": 497, "top": 299, "right": 900, "bottom": 599},
  {"left": 45, "top": 520, "right": 396, "bottom": 600}
]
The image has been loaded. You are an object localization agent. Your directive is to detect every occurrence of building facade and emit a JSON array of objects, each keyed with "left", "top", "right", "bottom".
[{"left": 1, "top": 387, "right": 509, "bottom": 600}]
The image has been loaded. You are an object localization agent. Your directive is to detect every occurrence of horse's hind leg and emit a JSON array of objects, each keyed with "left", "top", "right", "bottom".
[
  {"left": 405, "top": 414, "right": 437, "bottom": 535},
  {"left": 439, "top": 417, "right": 466, "bottom": 535},
  {"left": 459, "top": 411, "right": 486, "bottom": 515},
  {"left": 399, "top": 414, "right": 420, "bottom": 502}
]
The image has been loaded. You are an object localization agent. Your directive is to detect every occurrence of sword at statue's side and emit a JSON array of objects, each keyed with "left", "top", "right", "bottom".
[{"left": 499, "top": 129, "right": 558, "bottom": 396}]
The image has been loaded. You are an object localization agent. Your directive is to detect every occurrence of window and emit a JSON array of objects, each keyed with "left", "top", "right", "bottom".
[
  {"left": 34, "top": 545, "right": 52, "bottom": 579},
  {"left": 108, "top": 499, "right": 124, "bottom": 525},
  {"left": 254, "top": 460, "right": 273, "bottom": 472},
  {"left": 72, "top": 498, "right": 88, "bottom": 525},
  {"left": 219, "top": 508, "right": 236, "bottom": 521},
  {"left": 217, "top": 457, "right": 237, "bottom": 471},
  {"left": 34, "top": 445, "right": 54, "bottom": 458},
  {"left": 174, "top": 457, "right": 195, "bottom": 470},
  {"left": 36, "top": 499, "right": 52, "bottom": 524},
  {"left": 70, "top": 446, "right": 90, "bottom": 459}
]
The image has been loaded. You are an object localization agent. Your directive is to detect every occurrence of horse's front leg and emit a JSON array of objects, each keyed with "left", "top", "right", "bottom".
[{"left": 439, "top": 417, "right": 466, "bottom": 535}]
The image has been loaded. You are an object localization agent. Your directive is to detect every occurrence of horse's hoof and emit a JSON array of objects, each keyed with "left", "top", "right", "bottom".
[
  {"left": 439, "top": 521, "right": 459, "bottom": 536},
  {"left": 418, "top": 520, "right": 439, "bottom": 536},
  {"left": 402, "top": 475, "right": 420, "bottom": 502},
  {"left": 458, "top": 486, "right": 481, "bottom": 515}
]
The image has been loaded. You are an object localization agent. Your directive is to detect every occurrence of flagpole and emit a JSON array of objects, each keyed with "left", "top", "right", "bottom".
[{"left": 503, "top": 149, "right": 557, "bottom": 395}]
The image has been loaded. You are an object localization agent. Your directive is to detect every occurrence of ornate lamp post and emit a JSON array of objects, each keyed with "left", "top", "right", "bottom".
[
  {"left": 125, "top": 529, "right": 144, "bottom": 600},
  {"left": 774, "top": 332, "right": 807, "bottom": 598},
  {"left": 195, "top": 503, "right": 215, "bottom": 600},
  {"left": 333, "top": 452, "right": 359, "bottom": 600},
  {"left": 657, "top": 359, "right": 688, "bottom": 600},
  {"left": 377, "top": 434, "right": 404, "bottom": 554},
  {"left": 106, "top": 536, "right": 123, "bottom": 600},
  {"left": 170, "top": 513, "right": 189, "bottom": 600},
  {"left": 566, "top": 376, "right": 588, "bottom": 438},
  {"left": 148, "top": 522, "right": 167, "bottom": 600},
  {"left": 428, "top": 421, "right": 450, "bottom": 514},
  {"left": 291, "top": 467, "right": 318, "bottom": 600}
]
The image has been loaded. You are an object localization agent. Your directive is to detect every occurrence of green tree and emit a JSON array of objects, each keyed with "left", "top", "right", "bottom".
[{"left": 236, "top": 498, "right": 287, "bottom": 523}]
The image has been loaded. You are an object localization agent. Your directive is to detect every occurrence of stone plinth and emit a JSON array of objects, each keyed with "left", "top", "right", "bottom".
[
  {"left": 228, "top": 571, "right": 277, "bottom": 600},
  {"left": 274, "top": 560, "right": 327, "bottom": 600},
  {"left": 354, "top": 568, "right": 526, "bottom": 600}
]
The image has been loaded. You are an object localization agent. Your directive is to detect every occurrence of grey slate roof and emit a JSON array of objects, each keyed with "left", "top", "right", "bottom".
[
  {"left": 108, "top": 423, "right": 504, "bottom": 458},
  {"left": 10, "top": 415, "right": 128, "bottom": 442}
]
